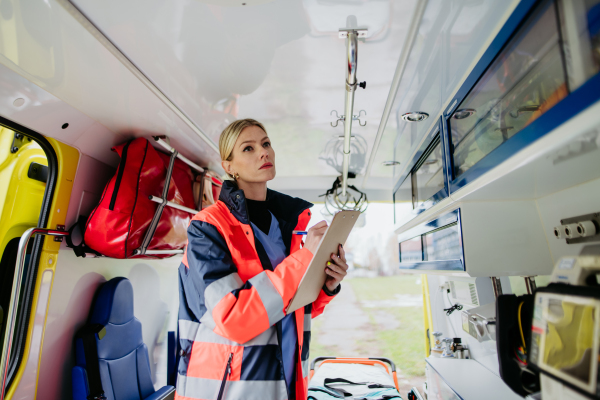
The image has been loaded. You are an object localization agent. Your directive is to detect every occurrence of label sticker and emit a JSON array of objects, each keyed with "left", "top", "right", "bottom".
[{"left": 558, "top": 258, "right": 575, "bottom": 270}]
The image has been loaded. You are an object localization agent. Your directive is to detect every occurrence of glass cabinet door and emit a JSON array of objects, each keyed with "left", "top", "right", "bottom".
[
  {"left": 399, "top": 236, "right": 422, "bottom": 263},
  {"left": 449, "top": 0, "right": 568, "bottom": 178},
  {"left": 412, "top": 136, "right": 444, "bottom": 206},
  {"left": 422, "top": 223, "right": 462, "bottom": 262}
]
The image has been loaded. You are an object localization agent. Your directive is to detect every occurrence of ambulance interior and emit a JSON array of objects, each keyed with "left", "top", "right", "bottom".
[{"left": 1, "top": 0, "right": 600, "bottom": 399}]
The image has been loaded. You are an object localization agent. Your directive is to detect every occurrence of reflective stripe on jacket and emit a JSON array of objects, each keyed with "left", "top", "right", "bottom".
[{"left": 176, "top": 181, "right": 338, "bottom": 400}]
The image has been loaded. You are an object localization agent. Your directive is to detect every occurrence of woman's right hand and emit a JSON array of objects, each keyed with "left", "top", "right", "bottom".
[{"left": 303, "top": 220, "right": 328, "bottom": 255}]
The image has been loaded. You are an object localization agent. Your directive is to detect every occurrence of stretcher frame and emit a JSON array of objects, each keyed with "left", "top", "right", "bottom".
[{"left": 309, "top": 356, "right": 400, "bottom": 392}]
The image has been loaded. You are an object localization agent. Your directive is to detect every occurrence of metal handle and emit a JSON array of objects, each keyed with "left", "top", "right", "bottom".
[
  {"left": 1, "top": 228, "right": 68, "bottom": 400},
  {"left": 153, "top": 136, "right": 204, "bottom": 173},
  {"left": 148, "top": 195, "right": 199, "bottom": 215},
  {"left": 341, "top": 30, "right": 358, "bottom": 197}
]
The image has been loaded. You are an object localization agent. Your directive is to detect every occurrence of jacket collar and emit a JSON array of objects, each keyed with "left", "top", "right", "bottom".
[{"left": 219, "top": 180, "right": 312, "bottom": 226}]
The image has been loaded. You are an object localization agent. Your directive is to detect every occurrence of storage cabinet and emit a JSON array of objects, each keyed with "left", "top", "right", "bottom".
[
  {"left": 394, "top": 0, "right": 600, "bottom": 221},
  {"left": 450, "top": 0, "right": 567, "bottom": 178},
  {"left": 446, "top": 0, "right": 600, "bottom": 189},
  {"left": 398, "top": 201, "right": 554, "bottom": 277},
  {"left": 398, "top": 210, "right": 464, "bottom": 272}
]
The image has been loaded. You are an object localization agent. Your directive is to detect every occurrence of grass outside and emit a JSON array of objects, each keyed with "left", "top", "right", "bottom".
[
  {"left": 308, "top": 316, "right": 330, "bottom": 358},
  {"left": 348, "top": 275, "right": 425, "bottom": 378}
]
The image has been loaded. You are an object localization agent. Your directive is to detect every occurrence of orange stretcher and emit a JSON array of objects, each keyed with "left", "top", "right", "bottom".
[{"left": 308, "top": 357, "right": 402, "bottom": 399}]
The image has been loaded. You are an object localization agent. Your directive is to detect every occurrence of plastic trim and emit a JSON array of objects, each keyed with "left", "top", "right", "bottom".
[
  {"left": 425, "top": 358, "right": 466, "bottom": 400},
  {"left": 393, "top": 121, "right": 446, "bottom": 220},
  {"left": 0, "top": 115, "right": 58, "bottom": 391},
  {"left": 440, "top": 116, "right": 454, "bottom": 187},
  {"left": 393, "top": 123, "right": 441, "bottom": 193},
  {"left": 398, "top": 259, "right": 463, "bottom": 271}
]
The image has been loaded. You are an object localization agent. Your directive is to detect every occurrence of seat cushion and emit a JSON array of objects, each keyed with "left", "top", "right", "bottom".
[
  {"left": 90, "top": 277, "right": 135, "bottom": 326},
  {"left": 75, "top": 277, "right": 156, "bottom": 400},
  {"left": 98, "top": 343, "right": 154, "bottom": 400},
  {"left": 72, "top": 366, "right": 89, "bottom": 400}
]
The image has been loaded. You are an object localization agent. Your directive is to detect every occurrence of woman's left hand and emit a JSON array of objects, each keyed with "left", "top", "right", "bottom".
[{"left": 325, "top": 244, "right": 348, "bottom": 292}]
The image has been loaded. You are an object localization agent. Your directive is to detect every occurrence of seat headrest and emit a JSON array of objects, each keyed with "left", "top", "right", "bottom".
[{"left": 89, "top": 277, "right": 134, "bottom": 326}]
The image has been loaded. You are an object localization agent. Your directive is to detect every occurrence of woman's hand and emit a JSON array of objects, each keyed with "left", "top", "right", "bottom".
[
  {"left": 303, "top": 221, "right": 328, "bottom": 255},
  {"left": 325, "top": 244, "right": 348, "bottom": 292}
]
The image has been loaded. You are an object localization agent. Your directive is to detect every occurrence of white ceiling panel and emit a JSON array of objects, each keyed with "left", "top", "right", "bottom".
[
  {"left": 0, "top": 0, "right": 222, "bottom": 169},
  {"left": 70, "top": 0, "right": 416, "bottom": 190},
  {"left": 0, "top": 0, "right": 521, "bottom": 198}
]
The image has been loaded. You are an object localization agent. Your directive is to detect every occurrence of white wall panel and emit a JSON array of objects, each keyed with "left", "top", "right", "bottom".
[
  {"left": 37, "top": 250, "right": 180, "bottom": 400},
  {"left": 37, "top": 146, "right": 180, "bottom": 399},
  {"left": 460, "top": 201, "right": 554, "bottom": 277}
]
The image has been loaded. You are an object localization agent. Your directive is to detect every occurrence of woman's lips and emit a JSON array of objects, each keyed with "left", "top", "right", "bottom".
[{"left": 260, "top": 163, "right": 273, "bottom": 170}]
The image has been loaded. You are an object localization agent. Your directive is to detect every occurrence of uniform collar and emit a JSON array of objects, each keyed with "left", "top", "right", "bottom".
[{"left": 219, "top": 180, "right": 312, "bottom": 225}]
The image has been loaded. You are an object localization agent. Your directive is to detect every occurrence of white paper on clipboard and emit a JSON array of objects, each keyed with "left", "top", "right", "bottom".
[{"left": 286, "top": 210, "right": 360, "bottom": 314}]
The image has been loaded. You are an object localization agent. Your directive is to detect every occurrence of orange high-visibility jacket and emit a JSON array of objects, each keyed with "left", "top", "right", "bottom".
[{"left": 176, "top": 181, "right": 339, "bottom": 400}]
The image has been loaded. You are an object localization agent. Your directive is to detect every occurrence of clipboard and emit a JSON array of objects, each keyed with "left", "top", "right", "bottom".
[{"left": 286, "top": 210, "right": 361, "bottom": 313}]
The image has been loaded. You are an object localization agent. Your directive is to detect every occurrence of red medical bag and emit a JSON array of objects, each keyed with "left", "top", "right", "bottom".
[{"left": 82, "top": 137, "right": 197, "bottom": 258}]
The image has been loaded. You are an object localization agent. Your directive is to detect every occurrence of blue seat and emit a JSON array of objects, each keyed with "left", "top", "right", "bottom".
[{"left": 72, "top": 277, "right": 175, "bottom": 400}]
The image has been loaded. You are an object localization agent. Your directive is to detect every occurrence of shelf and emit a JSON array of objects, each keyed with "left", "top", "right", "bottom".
[{"left": 426, "top": 358, "right": 522, "bottom": 400}]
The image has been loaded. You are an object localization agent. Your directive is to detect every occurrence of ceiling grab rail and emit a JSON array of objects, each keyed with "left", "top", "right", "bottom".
[
  {"left": 341, "top": 30, "right": 358, "bottom": 197},
  {"left": 0, "top": 228, "right": 69, "bottom": 400}
]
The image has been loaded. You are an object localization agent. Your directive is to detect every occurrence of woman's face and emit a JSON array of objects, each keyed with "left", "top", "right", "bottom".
[{"left": 222, "top": 125, "right": 276, "bottom": 183}]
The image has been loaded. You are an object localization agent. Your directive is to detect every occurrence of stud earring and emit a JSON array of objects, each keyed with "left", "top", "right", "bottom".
[{"left": 235, "top": 173, "right": 240, "bottom": 180}]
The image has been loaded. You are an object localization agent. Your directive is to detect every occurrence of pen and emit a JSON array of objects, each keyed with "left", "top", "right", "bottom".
[{"left": 292, "top": 230, "right": 308, "bottom": 235}]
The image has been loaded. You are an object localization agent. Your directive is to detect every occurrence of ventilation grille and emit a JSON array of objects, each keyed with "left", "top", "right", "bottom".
[{"left": 469, "top": 283, "right": 478, "bottom": 305}]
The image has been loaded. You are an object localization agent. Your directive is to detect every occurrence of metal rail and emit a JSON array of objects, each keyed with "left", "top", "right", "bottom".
[
  {"left": 144, "top": 249, "right": 184, "bottom": 255},
  {"left": 153, "top": 137, "right": 205, "bottom": 173},
  {"left": 341, "top": 30, "right": 358, "bottom": 197},
  {"left": 360, "top": 0, "right": 429, "bottom": 189},
  {"left": 148, "top": 195, "right": 199, "bottom": 215},
  {"left": 1, "top": 228, "right": 69, "bottom": 400},
  {"left": 491, "top": 277, "right": 503, "bottom": 298}
]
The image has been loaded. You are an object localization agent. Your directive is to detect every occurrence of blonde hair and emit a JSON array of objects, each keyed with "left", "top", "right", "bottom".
[{"left": 219, "top": 119, "right": 268, "bottom": 163}]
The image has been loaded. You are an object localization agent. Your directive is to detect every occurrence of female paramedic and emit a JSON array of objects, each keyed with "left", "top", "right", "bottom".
[{"left": 175, "top": 119, "right": 348, "bottom": 400}]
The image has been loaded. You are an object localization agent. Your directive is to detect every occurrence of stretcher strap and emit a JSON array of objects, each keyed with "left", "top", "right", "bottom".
[
  {"left": 307, "top": 386, "right": 345, "bottom": 398},
  {"left": 308, "top": 385, "right": 401, "bottom": 400},
  {"left": 324, "top": 378, "right": 396, "bottom": 390},
  {"left": 318, "top": 378, "right": 397, "bottom": 398}
]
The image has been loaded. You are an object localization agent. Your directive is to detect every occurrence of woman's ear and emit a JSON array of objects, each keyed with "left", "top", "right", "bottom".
[{"left": 221, "top": 160, "right": 232, "bottom": 176}]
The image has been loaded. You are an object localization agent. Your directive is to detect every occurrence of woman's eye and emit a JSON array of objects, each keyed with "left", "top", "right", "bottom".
[
  {"left": 263, "top": 142, "right": 271, "bottom": 148},
  {"left": 243, "top": 146, "right": 253, "bottom": 152}
]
